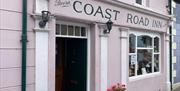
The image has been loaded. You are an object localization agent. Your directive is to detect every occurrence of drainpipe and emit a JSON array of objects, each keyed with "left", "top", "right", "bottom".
[
  {"left": 168, "top": 0, "right": 172, "bottom": 90},
  {"left": 21, "top": 0, "right": 27, "bottom": 91}
]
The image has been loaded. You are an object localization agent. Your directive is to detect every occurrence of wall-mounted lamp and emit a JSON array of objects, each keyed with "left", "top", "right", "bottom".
[
  {"left": 174, "top": 0, "right": 180, "bottom": 4},
  {"left": 104, "top": 19, "right": 113, "bottom": 34},
  {"left": 39, "top": 11, "right": 51, "bottom": 28}
]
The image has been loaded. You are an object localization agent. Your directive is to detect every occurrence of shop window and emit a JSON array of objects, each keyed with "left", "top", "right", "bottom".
[
  {"left": 129, "top": 32, "right": 160, "bottom": 77},
  {"left": 154, "top": 37, "right": 159, "bottom": 52},
  {"left": 129, "top": 34, "right": 136, "bottom": 53},
  {"left": 137, "top": 35, "right": 152, "bottom": 48},
  {"left": 137, "top": 49, "right": 152, "bottom": 75}
]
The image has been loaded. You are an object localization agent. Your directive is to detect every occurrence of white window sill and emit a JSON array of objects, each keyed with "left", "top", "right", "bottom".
[{"left": 129, "top": 72, "right": 161, "bottom": 82}]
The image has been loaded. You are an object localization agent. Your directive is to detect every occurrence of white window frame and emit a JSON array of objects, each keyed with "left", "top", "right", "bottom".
[
  {"left": 129, "top": 31, "right": 161, "bottom": 81},
  {"left": 135, "top": 0, "right": 147, "bottom": 6},
  {"left": 56, "top": 21, "right": 88, "bottom": 39}
]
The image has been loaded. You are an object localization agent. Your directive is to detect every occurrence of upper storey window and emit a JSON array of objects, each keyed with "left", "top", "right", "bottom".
[
  {"left": 136, "top": 0, "right": 142, "bottom": 5},
  {"left": 136, "top": 0, "right": 147, "bottom": 6}
]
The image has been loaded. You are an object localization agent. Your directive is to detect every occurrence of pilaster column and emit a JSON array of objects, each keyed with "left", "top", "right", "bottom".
[
  {"left": 33, "top": 0, "right": 49, "bottom": 91},
  {"left": 32, "top": 15, "right": 50, "bottom": 91},
  {"left": 98, "top": 25, "right": 109, "bottom": 91},
  {"left": 34, "top": 28, "right": 49, "bottom": 91},
  {"left": 165, "top": 31, "right": 171, "bottom": 91},
  {"left": 119, "top": 27, "right": 129, "bottom": 84}
]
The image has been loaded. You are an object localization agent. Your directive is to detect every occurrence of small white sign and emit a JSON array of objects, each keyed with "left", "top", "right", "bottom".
[{"left": 130, "top": 55, "right": 136, "bottom": 65}]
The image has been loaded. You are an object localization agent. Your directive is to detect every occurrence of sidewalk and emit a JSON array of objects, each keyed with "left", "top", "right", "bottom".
[
  {"left": 173, "top": 88, "right": 180, "bottom": 91},
  {"left": 173, "top": 83, "right": 180, "bottom": 91}
]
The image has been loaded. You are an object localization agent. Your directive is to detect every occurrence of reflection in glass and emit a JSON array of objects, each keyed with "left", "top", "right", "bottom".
[
  {"left": 154, "top": 54, "right": 159, "bottom": 72},
  {"left": 75, "top": 26, "right": 80, "bottom": 36},
  {"left": 129, "top": 34, "right": 136, "bottom": 53},
  {"left": 61, "top": 24, "right": 67, "bottom": 35},
  {"left": 136, "top": 0, "right": 142, "bottom": 4},
  {"left": 137, "top": 35, "right": 152, "bottom": 47},
  {"left": 81, "top": 27, "right": 86, "bottom": 36},
  {"left": 154, "top": 37, "right": 159, "bottom": 52},
  {"left": 137, "top": 49, "right": 152, "bottom": 75},
  {"left": 68, "top": 25, "right": 74, "bottom": 36},
  {"left": 129, "top": 55, "right": 136, "bottom": 77},
  {"left": 56, "top": 24, "right": 60, "bottom": 35}
]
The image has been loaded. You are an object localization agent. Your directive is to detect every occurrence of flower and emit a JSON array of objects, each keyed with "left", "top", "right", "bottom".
[
  {"left": 107, "top": 83, "right": 126, "bottom": 91},
  {"left": 107, "top": 88, "right": 111, "bottom": 91}
]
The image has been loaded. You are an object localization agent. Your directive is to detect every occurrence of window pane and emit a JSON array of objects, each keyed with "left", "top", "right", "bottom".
[
  {"left": 129, "top": 34, "right": 136, "bottom": 53},
  {"left": 136, "top": 0, "right": 142, "bottom": 4},
  {"left": 56, "top": 24, "right": 60, "bottom": 35},
  {"left": 137, "top": 35, "right": 152, "bottom": 48},
  {"left": 75, "top": 26, "right": 80, "bottom": 36},
  {"left": 81, "top": 27, "right": 86, "bottom": 36},
  {"left": 129, "top": 55, "right": 136, "bottom": 77},
  {"left": 68, "top": 25, "right": 74, "bottom": 36},
  {"left": 61, "top": 24, "right": 67, "bottom": 35},
  {"left": 137, "top": 49, "right": 152, "bottom": 75},
  {"left": 154, "top": 37, "right": 159, "bottom": 52},
  {"left": 154, "top": 54, "right": 159, "bottom": 72}
]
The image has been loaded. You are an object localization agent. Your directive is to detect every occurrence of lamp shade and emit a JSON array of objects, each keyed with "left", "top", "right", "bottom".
[
  {"left": 106, "top": 19, "right": 113, "bottom": 32},
  {"left": 41, "top": 11, "right": 51, "bottom": 22},
  {"left": 39, "top": 11, "right": 51, "bottom": 28}
]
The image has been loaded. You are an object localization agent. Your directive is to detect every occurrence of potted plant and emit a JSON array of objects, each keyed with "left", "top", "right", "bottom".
[{"left": 107, "top": 83, "right": 126, "bottom": 91}]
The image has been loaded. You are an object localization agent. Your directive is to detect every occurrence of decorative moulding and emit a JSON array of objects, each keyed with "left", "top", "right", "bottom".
[
  {"left": 33, "top": 28, "right": 50, "bottom": 32},
  {"left": 31, "top": 14, "right": 55, "bottom": 20},
  {"left": 98, "top": 24, "right": 109, "bottom": 37},
  {"left": 119, "top": 27, "right": 129, "bottom": 39}
]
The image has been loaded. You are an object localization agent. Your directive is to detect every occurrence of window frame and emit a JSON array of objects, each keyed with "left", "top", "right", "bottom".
[
  {"left": 135, "top": 0, "right": 147, "bottom": 6},
  {"left": 128, "top": 31, "right": 161, "bottom": 80},
  {"left": 56, "top": 21, "right": 88, "bottom": 39}
]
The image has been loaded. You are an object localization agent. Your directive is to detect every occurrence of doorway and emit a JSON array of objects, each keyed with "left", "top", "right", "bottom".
[{"left": 56, "top": 37, "right": 87, "bottom": 91}]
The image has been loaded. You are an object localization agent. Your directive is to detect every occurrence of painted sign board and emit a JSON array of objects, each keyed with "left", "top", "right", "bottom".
[{"left": 50, "top": 0, "right": 169, "bottom": 32}]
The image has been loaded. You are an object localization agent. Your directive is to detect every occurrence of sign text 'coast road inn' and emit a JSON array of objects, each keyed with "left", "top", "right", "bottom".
[{"left": 55, "top": 0, "right": 166, "bottom": 29}]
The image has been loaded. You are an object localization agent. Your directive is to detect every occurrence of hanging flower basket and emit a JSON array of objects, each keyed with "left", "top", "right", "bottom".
[{"left": 107, "top": 83, "right": 126, "bottom": 91}]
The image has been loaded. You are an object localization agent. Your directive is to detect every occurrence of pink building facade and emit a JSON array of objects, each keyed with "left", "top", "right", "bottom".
[{"left": 0, "top": 0, "right": 172, "bottom": 91}]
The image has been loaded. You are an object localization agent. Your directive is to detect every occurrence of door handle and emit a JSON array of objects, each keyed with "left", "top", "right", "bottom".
[
  {"left": 70, "top": 80, "right": 78, "bottom": 85},
  {"left": 71, "top": 60, "right": 77, "bottom": 64}
]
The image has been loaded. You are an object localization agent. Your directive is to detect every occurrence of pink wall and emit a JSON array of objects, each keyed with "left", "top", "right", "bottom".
[
  {"left": 0, "top": 0, "right": 170, "bottom": 91},
  {"left": 0, "top": 0, "right": 35, "bottom": 91},
  {"left": 117, "top": 0, "right": 168, "bottom": 15},
  {"left": 127, "top": 75, "right": 165, "bottom": 91},
  {"left": 149, "top": 0, "right": 168, "bottom": 14}
]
